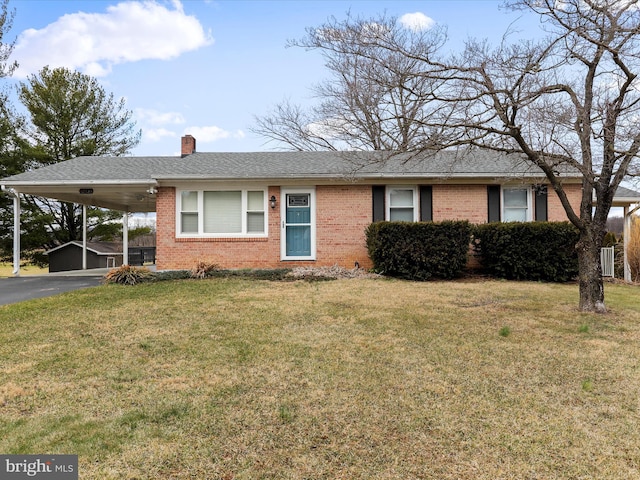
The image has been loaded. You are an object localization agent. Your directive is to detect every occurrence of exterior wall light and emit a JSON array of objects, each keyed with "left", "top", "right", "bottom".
[{"left": 270, "top": 195, "right": 277, "bottom": 209}]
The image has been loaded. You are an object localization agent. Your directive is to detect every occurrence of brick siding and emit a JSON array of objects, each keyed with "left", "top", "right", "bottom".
[
  {"left": 155, "top": 183, "right": 582, "bottom": 271},
  {"left": 156, "top": 185, "right": 373, "bottom": 270},
  {"left": 432, "top": 184, "right": 488, "bottom": 223}
]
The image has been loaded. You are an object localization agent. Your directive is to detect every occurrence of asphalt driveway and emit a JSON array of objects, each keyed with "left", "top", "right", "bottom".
[{"left": 0, "top": 275, "right": 104, "bottom": 306}]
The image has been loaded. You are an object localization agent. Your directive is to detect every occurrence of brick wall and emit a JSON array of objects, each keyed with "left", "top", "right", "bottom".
[
  {"left": 547, "top": 183, "right": 581, "bottom": 221},
  {"left": 431, "top": 183, "right": 582, "bottom": 223},
  {"left": 155, "top": 185, "right": 372, "bottom": 270},
  {"left": 155, "top": 182, "right": 582, "bottom": 270},
  {"left": 432, "top": 184, "right": 488, "bottom": 223},
  {"left": 315, "top": 185, "right": 372, "bottom": 268}
]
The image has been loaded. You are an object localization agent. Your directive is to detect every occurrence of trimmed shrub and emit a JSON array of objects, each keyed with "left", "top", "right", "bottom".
[
  {"left": 473, "top": 222, "right": 579, "bottom": 282},
  {"left": 366, "top": 221, "right": 472, "bottom": 280},
  {"left": 206, "top": 268, "right": 292, "bottom": 281},
  {"left": 153, "top": 270, "right": 191, "bottom": 281}
]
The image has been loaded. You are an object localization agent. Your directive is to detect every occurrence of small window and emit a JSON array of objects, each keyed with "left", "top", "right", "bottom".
[
  {"left": 180, "top": 191, "right": 198, "bottom": 233},
  {"left": 387, "top": 187, "right": 417, "bottom": 221},
  {"left": 503, "top": 188, "right": 531, "bottom": 222},
  {"left": 247, "top": 191, "right": 265, "bottom": 233}
]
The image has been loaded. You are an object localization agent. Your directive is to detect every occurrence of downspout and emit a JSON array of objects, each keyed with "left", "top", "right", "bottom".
[
  {"left": 1, "top": 186, "right": 20, "bottom": 276},
  {"left": 624, "top": 203, "right": 640, "bottom": 283}
]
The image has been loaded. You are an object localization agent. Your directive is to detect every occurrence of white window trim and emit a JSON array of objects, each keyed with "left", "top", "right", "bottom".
[
  {"left": 386, "top": 186, "right": 418, "bottom": 222},
  {"left": 501, "top": 186, "right": 533, "bottom": 222},
  {"left": 281, "top": 187, "right": 316, "bottom": 261},
  {"left": 176, "top": 187, "right": 268, "bottom": 238}
]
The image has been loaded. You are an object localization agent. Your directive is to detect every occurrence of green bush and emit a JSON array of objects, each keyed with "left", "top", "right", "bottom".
[
  {"left": 602, "top": 231, "right": 618, "bottom": 247},
  {"left": 206, "top": 268, "right": 292, "bottom": 281},
  {"left": 153, "top": 270, "right": 191, "bottom": 281},
  {"left": 473, "top": 222, "right": 579, "bottom": 282},
  {"left": 366, "top": 221, "right": 472, "bottom": 280}
]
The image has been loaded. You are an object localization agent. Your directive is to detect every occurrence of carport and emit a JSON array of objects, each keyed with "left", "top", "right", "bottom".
[{"left": 1, "top": 156, "right": 158, "bottom": 276}]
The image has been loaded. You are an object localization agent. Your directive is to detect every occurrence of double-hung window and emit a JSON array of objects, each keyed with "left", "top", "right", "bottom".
[
  {"left": 502, "top": 187, "right": 531, "bottom": 222},
  {"left": 387, "top": 187, "right": 418, "bottom": 221},
  {"left": 178, "top": 188, "right": 267, "bottom": 236},
  {"left": 180, "top": 191, "right": 199, "bottom": 233}
]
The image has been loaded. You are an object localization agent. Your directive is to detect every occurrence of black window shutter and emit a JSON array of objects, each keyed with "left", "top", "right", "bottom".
[
  {"left": 535, "top": 185, "right": 548, "bottom": 221},
  {"left": 487, "top": 185, "right": 501, "bottom": 222},
  {"left": 372, "top": 186, "right": 385, "bottom": 222},
  {"left": 420, "top": 186, "right": 433, "bottom": 222}
]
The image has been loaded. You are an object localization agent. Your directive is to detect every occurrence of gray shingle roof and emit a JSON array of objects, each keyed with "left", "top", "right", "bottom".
[
  {"left": 3, "top": 149, "right": 638, "bottom": 212},
  {"left": 1, "top": 149, "right": 561, "bottom": 184},
  {"left": 45, "top": 241, "right": 123, "bottom": 255}
]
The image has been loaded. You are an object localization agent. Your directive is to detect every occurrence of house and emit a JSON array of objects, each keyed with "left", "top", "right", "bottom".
[
  {"left": 46, "top": 241, "right": 124, "bottom": 272},
  {"left": 2, "top": 135, "right": 639, "bottom": 276}
]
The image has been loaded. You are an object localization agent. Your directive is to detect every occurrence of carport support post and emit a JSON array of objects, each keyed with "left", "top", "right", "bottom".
[
  {"left": 624, "top": 205, "right": 630, "bottom": 282},
  {"left": 82, "top": 204, "right": 87, "bottom": 270},
  {"left": 624, "top": 204, "right": 640, "bottom": 283},
  {"left": 123, "top": 211, "right": 129, "bottom": 265},
  {"left": 12, "top": 190, "right": 20, "bottom": 276}
]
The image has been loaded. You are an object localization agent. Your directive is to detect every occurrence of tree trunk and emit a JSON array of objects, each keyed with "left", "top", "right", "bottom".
[{"left": 576, "top": 230, "right": 606, "bottom": 313}]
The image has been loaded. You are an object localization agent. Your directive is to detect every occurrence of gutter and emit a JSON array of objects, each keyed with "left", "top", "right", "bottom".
[{"left": 0, "top": 179, "right": 158, "bottom": 187}]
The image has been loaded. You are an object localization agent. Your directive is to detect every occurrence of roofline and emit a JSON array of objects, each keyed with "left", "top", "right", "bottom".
[
  {"left": 154, "top": 173, "right": 578, "bottom": 181},
  {"left": 1, "top": 179, "right": 157, "bottom": 187},
  {"left": 44, "top": 241, "right": 124, "bottom": 255},
  {"left": 612, "top": 197, "right": 640, "bottom": 206},
  {"left": 1, "top": 173, "right": 583, "bottom": 189}
]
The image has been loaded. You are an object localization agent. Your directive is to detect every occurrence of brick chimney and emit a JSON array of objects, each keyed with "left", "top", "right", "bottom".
[{"left": 181, "top": 135, "right": 196, "bottom": 157}]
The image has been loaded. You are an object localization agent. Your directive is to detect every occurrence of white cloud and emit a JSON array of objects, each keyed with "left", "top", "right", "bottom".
[
  {"left": 186, "top": 126, "right": 245, "bottom": 143},
  {"left": 13, "top": 0, "right": 213, "bottom": 78},
  {"left": 399, "top": 12, "right": 435, "bottom": 31},
  {"left": 143, "top": 128, "right": 177, "bottom": 142},
  {"left": 136, "top": 108, "right": 186, "bottom": 126}
]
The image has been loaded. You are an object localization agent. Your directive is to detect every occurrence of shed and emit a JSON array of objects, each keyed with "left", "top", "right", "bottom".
[{"left": 45, "top": 241, "right": 124, "bottom": 272}]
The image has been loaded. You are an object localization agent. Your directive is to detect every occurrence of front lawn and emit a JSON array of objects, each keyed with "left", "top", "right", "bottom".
[
  {"left": 0, "top": 261, "right": 47, "bottom": 277},
  {"left": 1, "top": 278, "right": 639, "bottom": 479}
]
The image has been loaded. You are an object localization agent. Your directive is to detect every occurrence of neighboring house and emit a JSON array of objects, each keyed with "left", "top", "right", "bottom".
[{"left": 2, "top": 135, "right": 638, "bottom": 273}]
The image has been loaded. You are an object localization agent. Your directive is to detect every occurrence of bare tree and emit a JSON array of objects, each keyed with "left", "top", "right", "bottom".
[
  {"left": 258, "top": 1, "right": 640, "bottom": 312},
  {"left": 428, "top": 0, "right": 640, "bottom": 312},
  {"left": 253, "top": 14, "right": 447, "bottom": 151}
]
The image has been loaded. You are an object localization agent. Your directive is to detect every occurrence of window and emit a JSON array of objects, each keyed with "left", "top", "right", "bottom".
[
  {"left": 247, "top": 191, "right": 266, "bottom": 233},
  {"left": 178, "top": 189, "right": 266, "bottom": 236},
  {"left": 180, "top": 191, "right": 198, "bottom": 233},
  {"left": 204, "top": 191, "right": 242, "bottom": 233},
  {"left": 387, "top": 187, "right": 418, "bottom": 221},
  {"left": 503, "top": 187, "right": 531, "bottom": 222}
]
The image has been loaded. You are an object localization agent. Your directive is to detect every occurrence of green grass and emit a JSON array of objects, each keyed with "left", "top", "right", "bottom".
[
  {"left": 1, "top": 277, "right": 640, "bottom": 479},
  {"left": 498, "top": 325, "right": 511, "bottom": 337}
]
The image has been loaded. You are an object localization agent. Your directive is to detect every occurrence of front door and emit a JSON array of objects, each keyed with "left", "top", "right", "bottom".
[{"left": 281, "top": 188, "right": 315, "bottom": 260}]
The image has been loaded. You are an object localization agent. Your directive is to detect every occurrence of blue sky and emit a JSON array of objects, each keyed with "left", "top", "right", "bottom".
[{"left": 7, "top": 0, "right": 541, "bottom": 156}]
